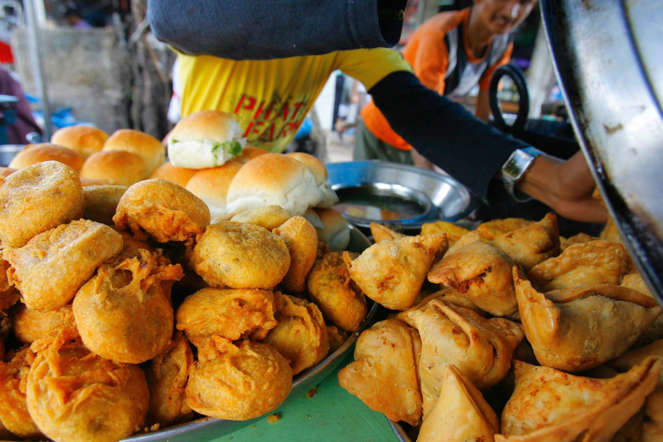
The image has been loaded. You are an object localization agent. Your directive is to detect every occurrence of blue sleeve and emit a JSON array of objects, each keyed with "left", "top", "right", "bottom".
[
  {"left": 147, "top": 0, "right": 406, "bottom": 60},
  {"left": 370, "top": 71, "right": 528, "bottom": 199}
]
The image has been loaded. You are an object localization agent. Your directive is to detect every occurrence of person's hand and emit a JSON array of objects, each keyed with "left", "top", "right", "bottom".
[{"left": 518, "top": 151, "right": 608, "bottom": 224}]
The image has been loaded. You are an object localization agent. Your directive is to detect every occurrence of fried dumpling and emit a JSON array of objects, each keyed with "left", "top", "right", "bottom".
[
  {"left": 13, "top": 303, "right": 76, "bottom": 344},
  {"left": 420, "top": 220, "right": 469, "bottom": 247},
  {"left": 611, "top": 339, "right": 663, "bottom": 386},
  {"left": 475, "top": 217, "right": 534, "bottom": 240},
  {"left": 491, "top": 212, "right": 560, "bottom": 270},
  {"left": 4, "top": 219, "right": 123, "bottom": 311},
  {"left": 644, "top": 390, "right": 663, "bottom": 441},
  {"left": 527, "top": 239, "right": 630, "bottom": 291},
  {"left": 514, "top": 268, "right": 661, "bottom": 371},
  {"left": 398, "top": 298, "right": 523, "bottom": 415},
  {"left": 176, "top": 288, "right": 278, "bottom": 343},
  {"left": 621, "top": 272, "right": 663, "bottom": 346},
  {"left": 369, "top": 222, "right": 403, "bottom": 243},
  {"left": 263, "top": 294, "right": 329, "bottom": 375},
  {"left": 496, "top": 358, "right": 660, "bottom": 442},
  {"left": 560, "top": 232, "right": 595, "bottom": 250},
  {"left": 26, "top": 328, "right": 149, "bottom": 442},
  {"left": 146, "top": 333, "right": 194, "bottom": 426},
  {"left": 73, "top": 247, "right": 183, "bottom": 364},
  {"left": 417, "top": 365, "right": 498, "bottom": 442},
  {"left": 347, "top": 233, "right": 447, "bottom": 310},
  {"left": 273, "top": 216, "right": 318, "bottom": 293},
  {"left": 428, "top": 241, "right": 517, "bottom": 316},
  {"left": 0, "top": 346, "right": 41, "bottom": 439},
  {"left": 306, "top": 251, "right": 367, "bottom": 332},
  {"left": 185, "top": 337, "right": 292, "bottom": 421},
  {"left": 338, "top": 319, "right": 422, "bottom": 426},
  {"left": 191, "top": 221, "right": 290, "bottom": 289}
]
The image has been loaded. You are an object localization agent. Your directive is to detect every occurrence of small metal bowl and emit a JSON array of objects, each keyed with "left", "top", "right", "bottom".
[
  {"left": 327, "top": 160, "right": 473, "bottom": 232},
  {"left": 0, "top": 144, "right": 24, "bottom": 167}
]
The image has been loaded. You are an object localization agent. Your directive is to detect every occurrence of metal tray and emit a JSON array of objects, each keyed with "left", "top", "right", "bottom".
[
  {"left": 540, "top": 0, "right": 663, "bottom": 303},
  {"left": 124, "top": 225, "right": 378, "bottom": 441},
  {"left": 326, "top": 160, "right": 473, "bottom": 232}
]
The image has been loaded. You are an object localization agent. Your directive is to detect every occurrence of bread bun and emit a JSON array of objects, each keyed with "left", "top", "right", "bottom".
[
  {"left": 50, "top": 125, "right": 108, "bottom": 158},
  {"left": 185, "top": 161, "right": 243, "bottom": 222},
  {"left": 80, "top": 150, "right": 149, "bottom": 186},
  {"left": 150, "top": 161, "right": 198, "bottom": 187},
  {"left": 225, "top": 153, "right": 323, "bottom": 217},
  {"left": 315, "top": 208, "right": 351, "bottom": 251},
  {"left": 167, "top": 110, "right": 246, "bottom": 169},
  {"left": 235, "top": 146, "right": 268, "bottom": 164},
  {"left": 103, "top": 129, "right": 164, "bottom": 174},
  {"left": 9, "top": 143, "right": 85, "bottom": 172},
  {"left": 286, "top": 152, "right": 338, "bottom": 207}
]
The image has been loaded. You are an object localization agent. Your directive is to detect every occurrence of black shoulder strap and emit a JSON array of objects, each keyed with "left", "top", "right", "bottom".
[{"left": 443, "top": 26, "right": 465, "bottom": 95}]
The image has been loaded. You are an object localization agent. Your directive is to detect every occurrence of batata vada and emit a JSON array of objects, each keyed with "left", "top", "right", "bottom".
[
  {"left": 0, "top": 248, "right": 19, "bottom": 312},
  {"left": 264, "top": 294, "right": 329, "bottom": 374},
  {"left": 0, "top": 346, "right": 41, "bottom": 439},
  {"left": 73, "top": 247, "right": 183, "bottom": 364},
  {"left": 0, "top": 161, "right": 84, "bottom": 248},
  {"left": 113, "top": 178, "right": 210, "bottom": 244},
  {"left": 176, "top": 288, "right": 278, "bottom": 342},
  {"left": 191, "top": 221, "right": 290, "bottom": 289},
  {"left": 229, "top": 204, "right": 291, "bottom": 229},
  {"left": 307, "top": 251, "right": 367, "bottom": 332},
  {"left": 82, "top": 184, "right": 128, "bottom": 225},
  {"left": 185, "top": 338, "right": 292, "bottom": 420},
  {"left": 146, "top": 333, "right": 194, "bottom": 426},
  {"left": 273, "top": 216, "right": 318, "bottom": 293},
  {"left": 4, "top": 219, "right": 124, "bottom": 311},
  {"left": 26, "top": 329, "right": 149, "bottom": 442},
  {"left": 13, "top": 304, "right": 75, "bottom": 343}
]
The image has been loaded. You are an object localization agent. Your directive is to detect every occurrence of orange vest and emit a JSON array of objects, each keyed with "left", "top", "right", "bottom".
[{"left": 361, "top": 9, "right": 513, "bottom": 151}]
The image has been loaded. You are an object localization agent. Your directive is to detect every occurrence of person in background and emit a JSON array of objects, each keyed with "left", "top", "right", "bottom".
[
  {"left": 0, "top": 67, "right": 43, "bottom": 145},
  {"left": 64, "top": 7, "right": 93, "bottom": 30},
  {"left": 146, "top": 0, "right": 606, "bottom": 226},
  {"left": 356, "top": 0, "right": 537, "bottom": 168}
]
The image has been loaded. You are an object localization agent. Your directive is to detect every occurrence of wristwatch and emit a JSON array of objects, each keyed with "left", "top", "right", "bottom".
[{"left": 500, "top": 146, "right": 542, "bottom": 203}]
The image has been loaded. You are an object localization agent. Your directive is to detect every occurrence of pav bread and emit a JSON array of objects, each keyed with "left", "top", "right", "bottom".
[
  {"left": 50, "top": 124, "right": 108, "bottom": 158},
  {"left": 225, "top": 153, "right": 323, "bottom": 217},
  {"left": 286, "top": 152, "right": 338, "bottom": 207},
  {"left": 151, "top": 161, "right": 198, "bottom": 187},
  {"left": 80, "top": 150, "right": 149, "bottom": 185},
  {"left": 9, "top": 143, "right": 85, "bottom": 172},
  {"left": 103, "top": 128, "right": 165, "bottom": 174},
  {"left": 167, "top": 110, "right": 246, "bottom": 169},
  {"left": 185, "top": 161, "right": 243, "bottom": 222}
]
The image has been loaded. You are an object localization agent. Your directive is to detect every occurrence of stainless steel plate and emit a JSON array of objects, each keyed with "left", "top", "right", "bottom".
[
  {"left": 124, "top": 225, "right": 378, "bottom": 441},
  {"left": 0, "top": 144, "right": 23, "bottom": 166},
  {"left": 327, "top": 160, "right": 473, "bottom": 232}
]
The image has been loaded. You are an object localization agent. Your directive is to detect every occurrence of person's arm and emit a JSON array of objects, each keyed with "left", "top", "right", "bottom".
[
  {"left": 474, "top": 89, "right": 491, "bottom": 122},
  {"left": 519, "top": 151, "right": 607, "bottom": 224},
  {"left": 370, "top": 70, "right": 526, "bottom": 197},
  {"left": 369, "top": 71, "right": 607, "bottom": 223},
  {"left": 147, "top": 0, "right": 406, "bottom": 60}
]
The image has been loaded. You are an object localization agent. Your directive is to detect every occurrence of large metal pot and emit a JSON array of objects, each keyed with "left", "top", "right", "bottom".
[{"left": 541, "top": 0, "right": 663, "bottom": 303}]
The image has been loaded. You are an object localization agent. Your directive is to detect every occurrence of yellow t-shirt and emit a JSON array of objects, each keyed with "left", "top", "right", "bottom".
[{"left": 178, "top": 49, "right": 411, "bottom": 152}]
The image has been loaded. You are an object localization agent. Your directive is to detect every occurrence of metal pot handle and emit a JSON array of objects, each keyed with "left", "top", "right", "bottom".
[{"left": 489, "top": 64, "right": 529, "bottom": 134}]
